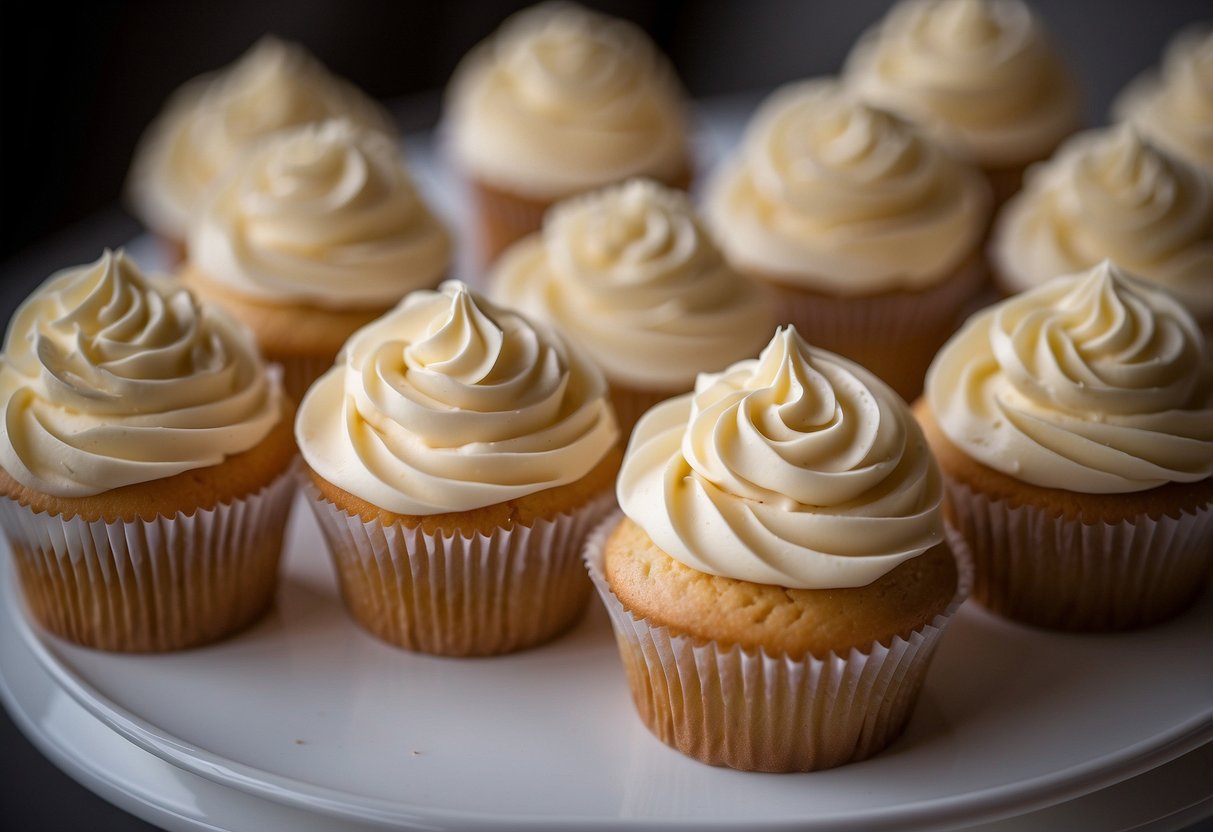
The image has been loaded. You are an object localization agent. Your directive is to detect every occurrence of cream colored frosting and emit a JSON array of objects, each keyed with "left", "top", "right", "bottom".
[
  {"left": 927, "top": 261, "right": 1213, "bottom": 493},
  {"left": 992, "top": 126, "right": 1213, "bottom": 321},
  {"left": 0, "top": 250, "right": 283, "bottom": 498},
  {"left": 127, "top": 36, "right": 395, "bottom": 240},
  {"left": 1113, "top": 26, "right": 1213, "bottom": 177},
  {"left": 705, "top": 79, "right": 990, "bottom": 293},
  {"left": 296, "top": 281, "right": 618, "bottom": 515},
  {"left": 444, "top": 2, "right": 689, "bottom": 197},
  {"left": 843, "top": 0, "right": 1081, "bottom": 167},
  {"left": 491, "top": 179, "right": 772, "bottom": 391},
  {"left": 617, "top": 326, "right": 944, "bottom": 589},
  {"left": 188, "top": 119, "right": 451, "bottom": 310}
]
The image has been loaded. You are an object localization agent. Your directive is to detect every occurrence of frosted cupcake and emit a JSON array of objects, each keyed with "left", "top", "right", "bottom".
[
  {"left": 991, "top": 126, "right": 1213, "bottom": 328},
  {"left": 491, "top": 179, "right": 772, "bottom": 431},
  {"left": 0, "top": 250, "right": 295, "bottom": 652},
  {"left": 844, "top": 0, "right": 1082, "bottom": 204},
  {"left": 181, "top": 119, "right": 451, "bottom": 402},
  {"left": 127, "top": 36, "right": 395, "bottom": 260},
  {"left": 588, "top": 326, "right": 965, "bottom": 771},
  {"left": 444, "top": 2, "right": 692, "bottom": 263},
  {"left": 919, "top": 261, "right": 1213, "bottom": 630},
  {"left": 705, "top": 79, "right": 991, "bottom": 402},
  {"left": 1112, "top": 26, "right": 1213, "bottom": 180},
  {"left": 297, "top": 281, "right": 619, "bottom": 656}
]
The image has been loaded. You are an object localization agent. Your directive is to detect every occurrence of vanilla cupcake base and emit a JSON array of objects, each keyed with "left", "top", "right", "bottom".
[
  {"left": 752, "top": 255, "right": 986, "bottom": 403},
  {"left": 306, "top": 482, "right": 616, "bottom": 657},
  {"left": 584, "top": 514, "right": 970, "bottom": 772},
  {"left": 0, "top": 469, "right": 296, "bottom": 652}
]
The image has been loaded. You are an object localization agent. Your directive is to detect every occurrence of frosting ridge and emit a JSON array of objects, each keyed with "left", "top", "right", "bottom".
[
  {"left": 843, "top": 0, "right": 1081, "bottom": 166},
  {"left": 617, "top": 326, "right": 944, "bottom": 589},
  {"left": 189, "top": 119, "right": 450, "bottom": 310},
  {"left": 705, "top": 79, "right": 990, "bottom": 292},
  {"left": 926, "top": 261, "right": 1213, "bottom": 493},
  {"left": 127, "top": 36, "right": 395, "bottom": 239},
  {"left": 993, "top": 126, "right": 1213, "bottom": 320},
  {"left": 0, "top": 250, "right": 283, "bottom": 497},
  {"left": 296, "top": 281, "right": 618, "bottom": 514},
  {"left": 444, "top": 2, "right": 688, "bottom": 196},
  {"left": 491, "top": 179, "right": 772, "bottom": 390},
  {"left": 1113, "top": 26, "right": 1213, "bottom": 176}
]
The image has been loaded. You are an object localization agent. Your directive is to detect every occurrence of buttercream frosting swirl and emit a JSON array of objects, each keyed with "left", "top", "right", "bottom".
[
  {"left": 993, "top": 126, "right": 1213, "bottom": 321},
  {"left": 617, "top": 326, "right": 944, "bottom": 589},
  {"left": 127, "top": 36, "right": 395, "bottom": 239},
  {"left": 1113, "top": 26, "right": 1213, "bottom": 177},
  {"left": 0, "top": 250, "right": 283, "bottom": 497},
  {"left": 296, "top": 281, "right": 618, "bottom": 514},
  {"left": 189, "top": 119, "right": 451, "bottom": 310},
  {"left": 491, "top": 179, "right": 771, "bottom": 390},
  {"left": 843, "top": 0, "right": 1081, "bottom": 167},
  {"left": 444, "top": 2, "right": 689, "bottom": 197},
  {"left": 705, "top": 79, "right": 990, "bottom": 293},
  {"left": 926, "top": 261, "right": 1213, "bottom": 493}
]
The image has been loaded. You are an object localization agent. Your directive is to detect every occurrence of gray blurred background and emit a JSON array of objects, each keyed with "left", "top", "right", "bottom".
[{"left": 1, "top": 2, "right": 1211, "bottom": 830}]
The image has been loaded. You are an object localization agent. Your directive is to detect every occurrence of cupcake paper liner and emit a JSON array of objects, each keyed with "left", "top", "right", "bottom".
[
  {"left": 944, "top": 477, "right": 1213, "bottom": 631},
  {"left": 755, "top": 257, "right": 987, "bottom": 403},
  {"left": 0, "top": 468, "right": 297, "bottom": 652},
  {"left": 304, "top": 483, "right": 617, "bottom": 657},
  {"left": 470, "top": 179, "right": 553, "bottom": 267},
  {"left": 584, "top": 513, "right": 971, "bottom": 772}
]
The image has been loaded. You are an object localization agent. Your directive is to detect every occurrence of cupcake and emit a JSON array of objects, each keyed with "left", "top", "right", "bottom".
[
  {"left": 296, "top": 281, "right": 620, "bottom": 656},
  {"left": 990, "top": 125, "right": 1213, "bottom": 329},
  {"left": 1112, "top": 26, "right": 1213, "bottom": 181},
  {"left": 587, "top": 326, "right": 965, "bottom": 772},
  {"left": 443, "top": 2, "right": 692, "bottom": 264},
  {"left": 705, "top": 79, "right": 991, "bottom": 403},
  {"left": 843, "top": 0, "right": 1083, "bottom": 205},
  {"left": 126, "top": 35, "right": 395, "bottom": 261},
  {"left": 491, "top": 179, "right": 772, "bottom": 432},
  {"left": 919, "top": 261, "right": 1213, "bottom": 631},
  {"left": 180, "top": 119, "right": 452, "bottom": 403},
  {"left": 0, "top": 250, "right": 295, "bottom": 652}
]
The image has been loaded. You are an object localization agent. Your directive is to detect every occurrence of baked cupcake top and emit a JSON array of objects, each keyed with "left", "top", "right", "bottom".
[
  {"left": 126, "top": 36, "right": 395, "bottom": 240},
  {"left": 705, "top": 79, "right": 990, "bottom": 294},
  {"left": 443, "top": 2, "right": 689, "bottom": 198},
  {"left": 843, "top": 0, "right": 1081, "bottom": 169},
  {"left": 0, "top": 250, "right": 283, "bottom": 498},
  {"left": 296, "top": 281, "right": 618, "bottom": 514},
  {"left": 490, "top": 179, "right": 771, "bottom": 391},
  {"left": 188, "top": 119, "right": 451, "bottom": 311},
  {"left": 992, "top": 126, "right": 1213, "bottom": 321},
  {"left": 617, "top": 326, "right": 944, "bottom": 589},
  {"left": 926, "top": 261, "right": 1213, "bottom": 494},
  {"left": 1112, "top": 26, "right": 1213, "bottom": 178}
]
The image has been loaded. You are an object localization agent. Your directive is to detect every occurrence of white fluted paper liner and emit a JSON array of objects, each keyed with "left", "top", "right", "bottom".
[
  {"left": 0, "top": 468, "right": 297, "bottom": 652},
  {"left": 583, "top": 512, "right": 972, "bottom": 772},
  {"left": 944, "top": 477, "right": 1213, "bottom": 631},
  {"left": 303, "top": 482, "right": 616, "bottom": 656}
]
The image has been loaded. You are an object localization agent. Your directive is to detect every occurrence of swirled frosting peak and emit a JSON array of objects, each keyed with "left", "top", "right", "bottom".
[
  {"left": 126, "top": 36, "right": 395, "bottom": 239},
  {"left": 993, "top": 126, "right": 1213, "bottom": 320},
  {"left": 444, "top": 2, "right": 688, "bottom": 196},
  {"left": 617, "top": 326, "right": 944, "bottom": 589},
  {"left": 296, "top": 281, "right": 618, "bottom": 514},
  {"left": 1113, "top": 26, "right": 1213, "bottom": 177},
  {"left": 705, "top": 79, "right": 990, "bottom": 292},
  {"left": 843, "top": 0, "right": 1081, "bottom": 167},
  {"left": 492, "top": 179, "right": 772, "bottom": 390},
  {"left": 189, "top": 119, "right": 450, "bottom": 310},
  {"left": 927, "top": 261, "right": 1213, "bottom": 493},
  {"left": 0, "top": 250, "right": 283, "bottom": 497}
]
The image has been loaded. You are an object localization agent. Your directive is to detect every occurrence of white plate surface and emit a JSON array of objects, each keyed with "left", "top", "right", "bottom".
[{"left": 5, "top": 490, "right": 1212, "bottom": 831}]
